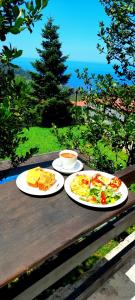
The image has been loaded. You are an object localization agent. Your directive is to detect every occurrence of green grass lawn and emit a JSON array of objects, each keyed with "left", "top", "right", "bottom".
[{"left": 16, "top": 127, "right": 64, "bottom": 157}]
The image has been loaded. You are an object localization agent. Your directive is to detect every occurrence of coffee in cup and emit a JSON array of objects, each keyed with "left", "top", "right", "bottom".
[{"left": 59, "top": 150, "right": 78, "bottom": 169}]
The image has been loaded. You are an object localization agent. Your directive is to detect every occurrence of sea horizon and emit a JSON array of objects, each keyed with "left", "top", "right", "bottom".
[{"left": 14, "top": 57, "right": 119, "bottom": 88}]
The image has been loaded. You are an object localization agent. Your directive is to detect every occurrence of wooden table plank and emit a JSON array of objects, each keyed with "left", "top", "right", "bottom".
[{"left": 0, "top": 154, "right": 135, "bottom": 288}]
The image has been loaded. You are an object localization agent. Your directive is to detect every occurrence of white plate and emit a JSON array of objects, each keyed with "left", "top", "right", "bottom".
[
  {"left": 16, "top": 168, "right": 64, "bottom": 196},
  {"left": 52, "top": 158, "right": 83, "bottom": 174},
  {"left": 64, "top": 170, "right": 128, "bottom": 208}
]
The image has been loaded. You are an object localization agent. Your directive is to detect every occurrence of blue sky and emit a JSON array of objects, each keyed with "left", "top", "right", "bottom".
[{"left": 3, "top": 0, "right": 109, "bottom": 62}]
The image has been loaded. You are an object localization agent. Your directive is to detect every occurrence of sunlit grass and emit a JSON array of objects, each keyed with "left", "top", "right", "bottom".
[{"left": 16, "top": 127, "right": 64, "bottom": 157}]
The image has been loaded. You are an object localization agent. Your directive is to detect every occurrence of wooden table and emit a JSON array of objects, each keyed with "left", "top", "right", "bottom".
[{"left": 0, "top": 152, "right": 135, "bottom": 300}]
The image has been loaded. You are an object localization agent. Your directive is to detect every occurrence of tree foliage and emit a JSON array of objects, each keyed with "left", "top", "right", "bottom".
[
  {"left": 31, "top": 18, "right": 72, "bottom": 126},
  {"left": 54, "top": 70, "right": 135, "bottom": 172},
  {"left": 0, "top": 0, "right": 48, "bottom": 41},
  {"left": 0, "top": 0, "right": 48, "bottom": 166},
  {"left": 0, "top": 0, "right": 48, "bottom": 64},
  {"left": 55, "top": 0, "right": 134, "bottom": 172},
  {"left": 97, "top": 0, "right": 135, "bottom": 82}
]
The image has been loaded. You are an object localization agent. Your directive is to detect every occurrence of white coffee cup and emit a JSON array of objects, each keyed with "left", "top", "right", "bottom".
[{"left": 59, "top": 150, "right": 78, "bottom": 169}]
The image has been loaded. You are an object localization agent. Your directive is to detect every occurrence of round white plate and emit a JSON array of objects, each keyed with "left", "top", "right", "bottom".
[
  {"left": 64, "top": 170, "right": 128, "bottom": 208},
  {"left": 52, "top": 158, "right": 83, "bottom": 174},
  {"left": 16, "top": 168, "right": 64, "bottom": 196}
]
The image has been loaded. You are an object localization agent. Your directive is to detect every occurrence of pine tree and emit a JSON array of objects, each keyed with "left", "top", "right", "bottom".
[{"left": 30, "top": 18, "right": 72, "bottom": 126}]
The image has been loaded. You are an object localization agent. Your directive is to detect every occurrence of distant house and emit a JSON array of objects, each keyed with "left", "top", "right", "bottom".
[
  {"left": 71, "top": 97, "right": 135, "bottom": 123},
  {"left": 71, "top": 101, "right": 86, "bottom": 107}
]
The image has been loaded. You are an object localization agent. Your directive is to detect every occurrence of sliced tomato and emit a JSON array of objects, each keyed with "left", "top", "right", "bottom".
[
  {"left": 82, "top": 179, "right": 89, "bottom": 185},
  {"left": 92, "top": 174, "right": 104, "bottom": 186},
  {"left": 109, "top": 177, "right": 121, "bottom": 189},
  {"left": 101, "top": 191, "right": 106, "bottom": 204},
  {"left": 109, "top": 183, "right": 118, "bottom": 189}
]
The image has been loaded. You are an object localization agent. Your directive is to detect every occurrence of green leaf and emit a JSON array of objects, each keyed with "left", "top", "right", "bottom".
[
  {"left": 42, "top": 0, "right": 48, "bottom": 8},
  {"left": 15, "top": 17, "right": 24, "bottom": 28},
  {"left": 3, "top": 45, "right": 11, "bottom": 53},
  {"left": 26, "top": 1, "right": 33, "bottom": 11},
  {"left": 36, "top": 0, "right": 41, "bottom": 9},
  {"left": 9, "top": 27, "right": 21, "bottom": 34},
  {"left": 12, "top": 6, "right": 20, "bottom": 18},
  {"left": 13, "top": 50, "right": 23, "bottom": 59}
]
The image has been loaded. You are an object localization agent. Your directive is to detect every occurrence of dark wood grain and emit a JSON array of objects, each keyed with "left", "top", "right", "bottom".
[{"left": 0, "top": 153, "right": 135, "bottom": 288}]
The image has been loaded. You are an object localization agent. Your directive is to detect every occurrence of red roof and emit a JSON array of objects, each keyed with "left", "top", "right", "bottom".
[{"left": 71, "top": 101, "right": 86, "bottom": 107}]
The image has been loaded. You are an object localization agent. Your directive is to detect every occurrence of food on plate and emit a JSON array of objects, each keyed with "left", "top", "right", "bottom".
[
  {"left": 38, "top": 171, "right": 55, "bottom": 191},
  {"left": 26, "top": 167, "right": 41, "bottom": 187},
  {"left": 27, "top": 167, "right": 56, "bottom": 191},
  {"left": 91, "top": 173, "right": 110, "bottom": 188},
  {"left": 108, "top": 176, "right": 122, "bottom": 190},
  {"left": 70, "top": 173, "right": 122, "bottom": 205},
  {"left": 70, "top": 174, "right": 91, "bottom": 196}
]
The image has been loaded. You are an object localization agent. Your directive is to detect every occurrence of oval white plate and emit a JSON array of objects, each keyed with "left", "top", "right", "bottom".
[
  {"left": 64, "top": 170, "right": 128, "bottom": 208},
  {"left": 52, "top": 158, "right": 83, "bottom": 174},
  {"left": 16, "top": 168, "right": 64, "bottom": 196}
]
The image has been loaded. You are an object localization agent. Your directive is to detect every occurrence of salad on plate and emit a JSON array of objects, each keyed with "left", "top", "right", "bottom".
[{"left": 65, "top": 171, "right": 128, "bottom": 207}]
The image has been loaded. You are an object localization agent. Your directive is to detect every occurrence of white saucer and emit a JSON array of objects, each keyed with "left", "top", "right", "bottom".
[{"left": 52, "top": 158, "right": 83, "bottom": 174}]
